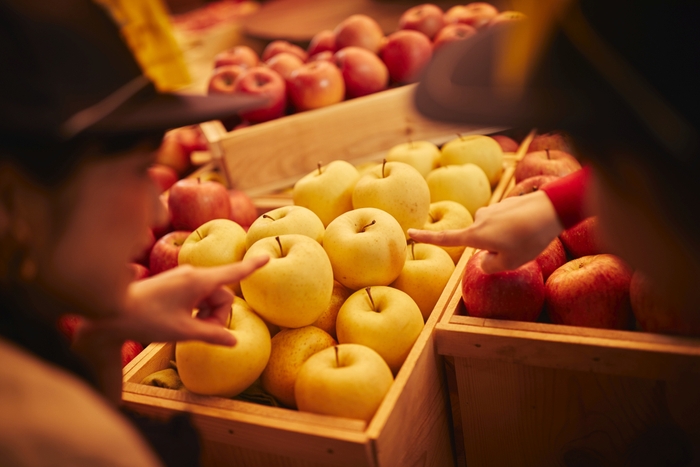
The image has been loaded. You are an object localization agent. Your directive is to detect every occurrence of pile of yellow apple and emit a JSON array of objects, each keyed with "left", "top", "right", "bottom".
[{"left": 169, "top": 134, "right": 505, "bottom": 422}]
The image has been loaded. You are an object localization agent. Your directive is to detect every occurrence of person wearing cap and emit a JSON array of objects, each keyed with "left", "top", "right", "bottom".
[
  {"left": 0, "top": 1, "right": 271, "bottom": 466},
  {"left": 408, "top": 0, "right": 700, "bottom": 326}
]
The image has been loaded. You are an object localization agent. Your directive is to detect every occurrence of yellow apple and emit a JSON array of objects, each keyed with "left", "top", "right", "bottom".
[
  {"left": 175, "top": 296, "right": 271, "bottom": 397},
  {"left": 440, "top": 135, "right": 504, "bottom": 186},
  {"left": 391, "top": 242, "right": 455, "bottom": 320},
  {"left": 178, "top": 218, "right": 247, "bottom": 294},
  {"left": 245, "top": 205, "right": 325, "bottom": 249},
  {"left": 323, "top": 207, "right": 406, "bottom": 290},
  {"left": 336, "top": 286, "right": 423, "bottom": 373},
  {"left": 423, "top": 200, "right": 474, "bottom": 263},
  {"left": 292, "top": 160, "right": 361, "bottom": 227},
  {"left": 426, "top": 164, "right": 491, "bottom": 218},
  {"left": 260, "top": 326, "right": 337, "bottom": 408},
  {"left": 385, "top": 141, "right": 441, "bottom": 178},
  {"left": 312, "top": 280, "right": 352, "bottom": 340},
  {"left": 240, "top": 234, "right": 334, "bottom": 328},
  {"left": 295, "top": 343, "right": 394, "bottom": 421},
  {"left": 352, "top": 160, "right": 430, "bottom": 236}
]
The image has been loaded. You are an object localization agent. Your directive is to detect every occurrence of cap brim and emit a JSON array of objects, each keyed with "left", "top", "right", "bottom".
[{"left": 90, "top": 90, "right": 270, "bottom": 136}]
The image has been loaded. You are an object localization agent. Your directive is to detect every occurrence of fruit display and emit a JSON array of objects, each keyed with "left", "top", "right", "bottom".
[
  {"left": 204, "top": 3, "right": 519, "bottom": 129},
  {"left": 136, "top": 129, "right": 517, "bottom": 421}
]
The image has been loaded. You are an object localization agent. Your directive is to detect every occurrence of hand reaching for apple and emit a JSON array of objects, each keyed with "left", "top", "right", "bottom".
[{"left": 408, "top": 191, "right": 563, "bottom": 274}]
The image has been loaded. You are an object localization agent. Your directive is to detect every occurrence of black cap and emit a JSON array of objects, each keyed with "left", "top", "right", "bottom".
[
  {"left": 0, "top": 0, "right": 267, "bottom": 143},
  {"left": 414, "top": 1, "right": 700, "bottom": 164}
]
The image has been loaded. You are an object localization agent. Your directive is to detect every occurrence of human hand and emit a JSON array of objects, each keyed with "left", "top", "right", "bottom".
[
  {"left": 81, "top": 255, "right": 269, "bottom": 347},
  {"left": 408, "top": 191, "right": 563, "bottom": 274}
]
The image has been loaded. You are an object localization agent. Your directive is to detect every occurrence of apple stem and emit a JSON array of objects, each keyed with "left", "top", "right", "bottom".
[
  {"left": 226, "top": 307, "right": 233, "bottom": 329},
  {"left": 546, "top": 148, "right": 550, "bottom": 160},
  {"left": 263, "top": 214, "right": 275, "bottom": 221},
  {"left": 365, "top": 287, "right": 376, "bottom": 310},
  {"left": 457, "top": 133, "right": 464, "bottom": 141},
  {"left": 428, "top": 213, "right": 435, "bottom": 223},
  {"left": 197, "top": 177, "right": 201, "bottom": 184},
  {"left": 196, "top": 230, "right": 202, "bottom": 240},
  {"left": 409, "top": 240, "right": 415, "bottom": 260},
  {"left": 317, "top": 161, "right": 323, "bottom": 175},
  {"left": 361, "top": 220, "right": 376, "bottom": 232},
  {"left": 275, "top": 236, "right": 284, "bottom": 257},
  {"left": 382, "top": 159, "right": 387, "bottom": 178},
  {"left": 334, "top": 346, "right": 340, "bottom": 368}
]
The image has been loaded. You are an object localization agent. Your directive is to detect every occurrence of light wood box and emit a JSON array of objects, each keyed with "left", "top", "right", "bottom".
[
  {"left": 124, "top": 88, "right": 520, "bottom": 467},
  {"left": 434, "top": 170, "right": 700, "bottom": 466}
]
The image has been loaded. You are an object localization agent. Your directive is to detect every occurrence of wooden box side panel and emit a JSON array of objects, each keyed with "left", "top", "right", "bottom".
[
  {"left": 452, "top": 356, "right": 700, "bottom": 467},
  {"left": 214, "top": 84, "right": 505, "bottom": 194}
]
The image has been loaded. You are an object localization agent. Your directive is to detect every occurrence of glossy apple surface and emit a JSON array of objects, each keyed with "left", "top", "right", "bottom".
[
  {"left": 444, "top": 3, "right": 499, "bottom": 29},
  {"left": 535, "top": 237, "right": 567, "bottom": 281},
  {"left": 491, "top": 134, "right": 519, "bottom": 152},
  {"left": 307, "top": 29, "right": 336, "bottom": 56},
  {"left": 559, "top": 216, "right": 603, "bottom": 259},
  {"left": 265, "top": 52, "right": 304, "bottom": 81},
  {"left": 545, "top": 254, "right": 633, "bottom": 330},
  {"left": 334, "top": 46, "right": 389, "bottom": 98},
  {"left": 380, "top": 30, "right": 432, "bottom": 84},
  {"left": 422, "top": 200, "right": 474, "bottom": 263},
  {"left": 232, "top": 66, "right": 287, "bottom": 123},
  {"left": 228, "top": 189, "right": 258, "bottom": 228},
  {"left": 147, "top": 164, "right": 179, "bottom": 193},
  {"left": 295, "top": 343, "right": 394, "bottom": 422},
  {"left": 433, "top": 23, "right": 478, "bottom": 52},
  {"left": 245, "top": 205, "right": 324, "bottom": 248},
  {"left": 398, "top": 3, "right": 445, "bottom": 40},
  {"left": 514, "top": 149, "right": 582, "bottom": 183},
  {"left": 333, "top": 14, "right": 385, "bottom": 54},
  {"left": 426, "top": 164, "right": 491, "bottom": 217},
  {"left": 287, "top": 61, "right": 345, "bottom": 111},
  {"left": 168, "top": 178, "right": 231, "bottom": 231},
  {"left": 213, "top": 45, "right": 259, "bottom": 69},
  {"left": 440, "top": 135, "right": 504, "bottom": 186},
  {"left": 504, "top": 175, "right": 558, "bottom": 198},
  {"left": 149, "top": 230, "right": 192, "bottom": 275},
  {"left": 261, "top": 40, "right": 308, "bottom": 62},
  {"left": 462, "top": 250, "right": 545, "bottom": 322},
  {"left": 527, "top": 131, "right": 575, "bottom": 154},
  {"left": 385, "top": 140, "right": 440, "bottom": 178}
]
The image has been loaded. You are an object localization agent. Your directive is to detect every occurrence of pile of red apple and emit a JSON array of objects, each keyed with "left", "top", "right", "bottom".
[
  {"left": 207, "top": 2, "right": 525, "bottom": 128},
  {"left": 461, "top": 132, "right": 700, "bottom": 337}
]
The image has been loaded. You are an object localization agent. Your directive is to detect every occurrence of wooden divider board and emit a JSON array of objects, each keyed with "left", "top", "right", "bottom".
[
  {"left": 433, "top": 135, "right": 700, "bottom": 466},
  {"left": 200, "top": 84, "right": 506, "bottom": 196}
]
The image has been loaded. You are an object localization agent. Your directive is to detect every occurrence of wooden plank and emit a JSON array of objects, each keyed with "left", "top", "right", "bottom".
[
  {"left": 212, "top": 84, "right": 506, "bottom": 195},
  {"left": 452, "top": 357, "right": 697, "bottom": 467}
]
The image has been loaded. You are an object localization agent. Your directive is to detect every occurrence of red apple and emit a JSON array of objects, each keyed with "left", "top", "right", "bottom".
[
  {"left": 152, "top": 193, "right": 173, "bottom": 239},
  {"left": 504, "top": 175, "right": 558, "bottom": 198},
  {"left": 334, "top": 46, "right": 389, "bottom": 98},
  {"left": 208, "top": 64, "right": 246, "bottom": 95},
  {"left": 489, "top": 11, "right": 527, "bottom": 28},
  {"left": 630, "top": 270, "right": 700, "bottom": 337},
  {"left": 287, "top": 61, "right": 345, "bottom": 111},
  {"left": 462, "top": 250, "right": 545, "bottom": 322},
  {"left": 133, "top": 228, "right": 156, "bottom": 265},
  {"left": 513, "top": 149, "right": 582, "bottom": 183},
  {"left": 231, "top": 66, "right": 287, "bottom": 123},
  {"left": 155, "top": 126, "right": 207, "bottom": 176},
  {"left": 527, "top": 131, "right": 575, "bottom": 154},
  {"left": 261, "top": 40, "right": 308, "bottom": 62},
  {"left": 173, "top": 126, "right": 207, "bottom": 155},
  {"left": 491, "top": 134, "right": 519, "bottom": 152},
  {"left": 149, "top": 230, "right": 192, "bottom": 275},
  {"left": 147, "top": 164, "right": 179, "bottom": 193},
  {"left": 380, "top": 30, "right": 433, "bottom": 84},
  {"left": 333, "top": 14, "right": 385, "bottom": 54},
  {"left": 398, "top": 3, "right": 445, "bottom": 40},
  {"left": 130, "top": 262, "right": 150, "bottom": 280},
  {"left": 546, "top": 254, "right": 633, "bottom": 330},
  {"left": 228, "top": 189, "right": 258, "bottom": 228},
  {"left": 444, "top": 3, "right": 499, "bottom": 29},
  {"left": 535, "top": 237, "right": 567, "bottom": 282},
  {"left": 121, "top": 340, "right": 145, "bottom": 367},
  {"left": 168, "top": 178, "right": 231, "bottom": 231},
  {"left": 559, "top": 216, "right": 603, "bottom": 259},
  {"left": 265, "top": 52, "right": 304, "bottom": 81},
  {"left": 307, "top": 29, "right": 336, "bottom": 56},
  {"left": 432, "top": 23, "right": 478, "bottom": 52},
  {"left": 308, "top": 51, "right": 334, "bottom": 63},
  {"left": 213, "top": 45, "right": 259, "bottom": 69}
]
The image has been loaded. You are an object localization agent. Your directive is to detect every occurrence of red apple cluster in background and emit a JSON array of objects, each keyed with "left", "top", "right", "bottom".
[
  {"left": 460, "top": 130, "right": 699, "bottom": 337},
  {"left": 206, "top": 3, "right": 524, "bottom": 129}
]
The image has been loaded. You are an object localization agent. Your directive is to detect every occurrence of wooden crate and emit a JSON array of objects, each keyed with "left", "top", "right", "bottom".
[
  {"left": 434, "top": 173, "right": 700, "bottom": 466},
  {"left": 125, "top": 109, "right": 522, "bottom": 466},
  {"left": 199, "top": 83, "right": 507, "bottom": 196}
]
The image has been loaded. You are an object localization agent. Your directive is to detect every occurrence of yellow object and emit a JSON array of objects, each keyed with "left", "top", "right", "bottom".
[{"left": 95, "top": 0, "right": 191, "bottom": 91}]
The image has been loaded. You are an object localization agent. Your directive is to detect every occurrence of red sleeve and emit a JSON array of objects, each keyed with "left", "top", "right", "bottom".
[{"left": 540, "top": 166, "right": 592, "bottom": 229}]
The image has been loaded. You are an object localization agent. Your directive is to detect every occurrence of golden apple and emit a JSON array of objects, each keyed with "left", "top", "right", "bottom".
[
  {"left": 336, "top": 286, "right": 423, "bottom": 373},
  {"left": 175, "top": 297, "right": 271, "bottom": 397},
  {"left": 260, "top": 326, "right": 337, "bottom": 408},
  {"left": 312, "top": 280, "right": 352, "bottom": 339},
  {"left": 440, "top": 135, "right": 504, "bottom": 186},
  {"left": 245, "top": 205, "right": 324, "bottom": 249},
  {"left": 385, "top": 141, "right": 441, "bottom": 178},
  {"left": 323, "top": 208, "right": 406, "bottom": 290},
  {"left": 426, "top": 164, "right": 491, "bottom": 217},
  {"left": 423, "top": 200, "right": 474, "bottom": 263},
  {"left": 295, "top": 344, "right": 394, "bottom": 421},
  {"left": 240, "top": 234, "right": 334, "bottom": 328}
]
